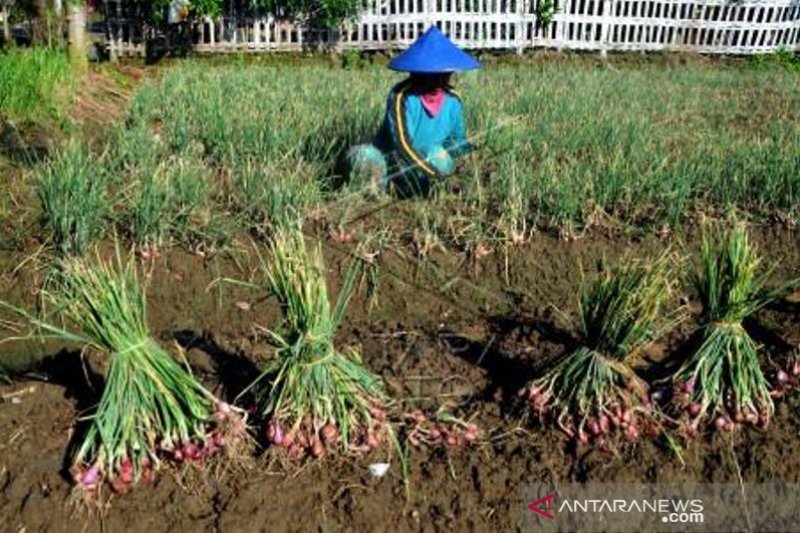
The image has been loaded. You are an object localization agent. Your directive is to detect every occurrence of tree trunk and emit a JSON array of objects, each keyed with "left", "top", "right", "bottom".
[
  {"left": 2, "top": 4, "right": 10, "bottom": 48},
  {"left": 31, "top": 0, "right": 50, "bottom": 45},
  {"left": 53, "top": 0, "right": 64, "bottom": 46},
  {"left": 67, "top": 2, "right": 87, "bottom": 71}
]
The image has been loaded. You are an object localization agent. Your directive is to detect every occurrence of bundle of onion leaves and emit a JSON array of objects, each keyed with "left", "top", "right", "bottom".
[
  {"left": 246, "top": 229, "right": 390, "bottom": 458},
  {"left": 521, "top": 253, "right": 676, "bottom": 447},
  {"left": 673, "top": 220, "right": 799, "bottom": 433},
  {"left": 3, "top": 251, "right": 247, "bottom": 496}
]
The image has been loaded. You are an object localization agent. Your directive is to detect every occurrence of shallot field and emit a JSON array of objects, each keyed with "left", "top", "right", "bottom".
[{"left": 0, "top": 52, "right": 799, "bottom": 532}]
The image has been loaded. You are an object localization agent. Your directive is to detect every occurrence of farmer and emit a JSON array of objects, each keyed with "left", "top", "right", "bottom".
[{"left": 347, "top": 26, "right": 480, "bottom": 197}]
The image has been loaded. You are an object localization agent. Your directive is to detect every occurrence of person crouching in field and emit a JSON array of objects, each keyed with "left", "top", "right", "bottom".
[{"left": 347, "top": 26, "right": 480, "bottom": 197}]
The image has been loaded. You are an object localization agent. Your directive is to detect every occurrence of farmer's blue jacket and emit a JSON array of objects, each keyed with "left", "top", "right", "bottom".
[{"left": 374, "top": 79, "right": 471, "bottom": 179}]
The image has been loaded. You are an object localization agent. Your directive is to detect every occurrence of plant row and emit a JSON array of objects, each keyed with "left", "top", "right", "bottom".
[
  {"left": 1, "top": 211, "right": 797, "bottom": 504},
  {"left": 1, "top": 225, "right": 475, "bottom": 501},
  {"left": 521, "top": 220, "right": 799, "bottom": 448},
  {"left": 23, "top": 62, "right": 800, "bottom": 258}
]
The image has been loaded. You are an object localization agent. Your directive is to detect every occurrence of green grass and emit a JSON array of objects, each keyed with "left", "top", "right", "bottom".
[{"left": 0, "top": 47, "right": 73, "bottom": 123}]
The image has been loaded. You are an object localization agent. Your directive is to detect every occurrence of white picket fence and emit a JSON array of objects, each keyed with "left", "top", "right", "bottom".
[{"left": 106, "top": 0, "right": 800, "bottom": 58}]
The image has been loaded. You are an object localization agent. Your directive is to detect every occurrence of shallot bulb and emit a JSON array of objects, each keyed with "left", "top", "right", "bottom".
[
  {"left": 598, "top": 415, "right": 610, "bottom": 434},
  {"left": 182, "top": 442, "right": 199, "bottom": 461},
  {"left": 624, "top": 425, "right": 640, "bottom": 442},
  {"left": 283, "top": 429, "right": 296, "bottom": 448},
  {"left": 80, "top": 464, "right": 101, "bottom": 489},
  {"left": 311, "top": 438, "right": 325, "bottom": 458},
  {"left": 366, "top": 432, "right": 379, "bottom": 449},
  {"left": 320, "top": 424, "right": 339, "bottom": 445},
  {"left": 269, "top": 422, "right": 284, "bottom": 446},
  {"left": 463, "top": 423, "right": 479, "bottom": 442},
  {"left": 743, "top": 409, "right": 758, "bottom": 424},
  {"left": 119, "top": 458, "right": 134, "bottom": 484}
]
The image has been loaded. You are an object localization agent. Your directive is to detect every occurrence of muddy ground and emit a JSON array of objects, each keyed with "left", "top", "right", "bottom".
[{"left": 0, "top": 222, "right": 799, "bottom": 533}]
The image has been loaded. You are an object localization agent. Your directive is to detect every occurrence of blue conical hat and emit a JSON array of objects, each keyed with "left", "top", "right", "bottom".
[{"left": 388, "top": 26, "right": 480, "bottom": 73}]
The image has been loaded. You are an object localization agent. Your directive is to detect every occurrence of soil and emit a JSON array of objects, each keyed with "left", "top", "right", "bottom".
[{"left": 0, "top": 220, "right": 799, "bottom": 533}]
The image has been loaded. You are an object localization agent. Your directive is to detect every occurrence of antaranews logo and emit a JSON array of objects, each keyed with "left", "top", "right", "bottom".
[
  {"left": 528, "top": 494, "right": 703, "bottom": 523},
  {"left": 528, "top": 493, "right": 557, "bottom": 520},
  {"left": 524, "top": 483, "right": 800, "bottom": 533}
]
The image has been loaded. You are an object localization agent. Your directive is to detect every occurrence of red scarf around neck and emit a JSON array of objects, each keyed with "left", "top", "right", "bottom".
[{"left": 420, "top": 88, "right": 446, "bottom": 117}]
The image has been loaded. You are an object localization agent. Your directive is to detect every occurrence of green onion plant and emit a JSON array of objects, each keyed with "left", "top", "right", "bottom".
[
  {"left": 522, "top": 253, "right": 676, "bottom": 447},
  {"left": 672, "top": 220, "right": 799, "bottom": 433}
]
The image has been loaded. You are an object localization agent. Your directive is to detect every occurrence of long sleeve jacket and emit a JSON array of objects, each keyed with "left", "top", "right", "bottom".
[{"left": 374, "top": 79, "right": 471, "bottom": 178}]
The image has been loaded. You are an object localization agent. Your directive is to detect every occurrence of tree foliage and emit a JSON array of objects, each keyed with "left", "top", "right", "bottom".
[
  {"left": 136, "top": 0, "right": 361, "bottom": 27},
  {"left": 251, "top": 0, "right": 362, "bottom": 28}
]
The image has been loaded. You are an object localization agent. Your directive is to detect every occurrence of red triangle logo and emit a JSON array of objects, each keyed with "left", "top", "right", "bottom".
[{"left": 528, "top": 493, "right": 556, "bottom": 520}]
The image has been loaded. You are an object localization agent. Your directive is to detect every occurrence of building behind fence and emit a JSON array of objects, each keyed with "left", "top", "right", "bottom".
[{"left": 106, "top": 0, "right": 800, "bottom": 57}]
